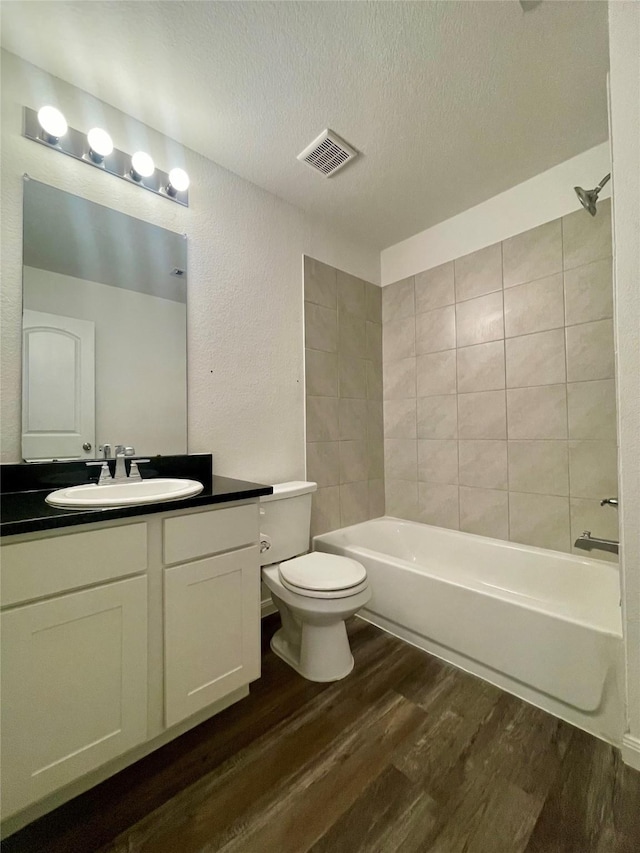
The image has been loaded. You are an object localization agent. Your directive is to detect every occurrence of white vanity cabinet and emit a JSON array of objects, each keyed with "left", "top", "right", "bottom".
[
  {"left": 162, "top": 504, "right": 261, "bottom": 726},
  {"left": 0, "top": 498, "right": 262, "bottom": 828},
  {"left": 0, "top": 524, "right": 149, "bottom": 817}
]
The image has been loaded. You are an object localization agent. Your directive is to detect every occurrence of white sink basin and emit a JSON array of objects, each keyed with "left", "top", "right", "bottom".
[{"left": 45, "top": 478, "right": 204, "bottom": 509}]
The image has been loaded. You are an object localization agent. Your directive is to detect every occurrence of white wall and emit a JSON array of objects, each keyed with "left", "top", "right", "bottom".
[
  {"left": 381, "top": 143, "right": 611, "bottom": 284},
  {"left": 23, "top": 266, "right": 187, "bottom": 456},
  {"left": 0, "top": 51, "right": 379, "bottom": 481},
  {"left": 608, "top": 0, "right": 640, "bottom": 768}
]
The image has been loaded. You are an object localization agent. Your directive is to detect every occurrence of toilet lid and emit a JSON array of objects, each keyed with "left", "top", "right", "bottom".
[{"left": 279, "top": 552, "right": 367, "bottom": 592}]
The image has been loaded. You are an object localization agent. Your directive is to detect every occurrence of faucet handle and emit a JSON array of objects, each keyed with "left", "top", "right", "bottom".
[
  {"left": 600, "top": 498, "right": 618, "bottom": 508},
  {"left": 128, "top": 459, "right": 150, "bottom": 482},
  {"left": 124, "top": 446, "right": 136, "bottom": 456}
]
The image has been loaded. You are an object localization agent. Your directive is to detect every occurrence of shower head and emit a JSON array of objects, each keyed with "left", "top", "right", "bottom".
[{"left": 574, "top": 173, "right": 611, "bottom": 217}]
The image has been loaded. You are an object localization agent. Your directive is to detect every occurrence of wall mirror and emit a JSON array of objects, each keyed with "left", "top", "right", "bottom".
[{"left": 22, "top": 178, "right": 187, "bottom": 461}]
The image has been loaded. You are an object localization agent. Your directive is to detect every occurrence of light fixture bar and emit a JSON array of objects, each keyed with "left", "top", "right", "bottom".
[{"left": 23, "top": 106, "right": 189, "bottom": 207}]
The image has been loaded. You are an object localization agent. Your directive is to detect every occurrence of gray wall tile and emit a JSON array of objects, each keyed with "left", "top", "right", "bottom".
[
  {"left": 567, "top": 379, "right": 616, "bottom": 440},
  {"left": 366, "top": 360, "right": 383, "bottom": 401},
  {"left": 304, "top": 256, "right": 337, "bottom": 309},
  {"left": 505, "top": 328, "right": 566, "bottom": 388},
  {"left": 384, "top": 399, "right": 417, "bottom": 439},
  {"left": 503, "top": 273, "right": 564, "bottom": 337},
  {"left": 458, "top": 390, "right": 506, "bottom": 439},
  {"left": 380, "top": 213, "right": 616, "bottom": 557},
  {"left": 386, "top": 479, "right": 418, "bottom": 520},
  {"left": 368, "top": 479, "right": 386, "bottom": 518},
  {"left": 305, "top": 301, "right": 337, "bottom": 352},
  {"left": 457, "top": 340, "right": 505, "bottom": 393},
  {"left": 458, "top": 440, "right": 508, "bottom": 489},
  {"left": 307, "top": 442, "right": 340, "bottom": 487},
  {"left": 507, "top": 385, "right": 567, "bottom": 439},
  {"left": 568, "top": 440, "right": 618, "bottom": 499},
  {"left": 415, "top": 262, "right": 455, "bottom": 313},
  {"left": 383, "top": 357, "right": 416, "bottom": 399},
  {"left": 418, "top": 482, "right": 459, "bottom": 529},
  {"left": 338, "top": 309, "right": 367, "bottom": 359},
  {"left": 340, "top": 481, "right": 369, "bottom": 526},
  {"left": 566, "top": 319, "right": 615, "bottom": 382},
  {"left": 366, "top": 321, "right": 383, "bottom": 363},
  {"left": 417, "top": 395, "right": 458, "bottom": 439},
  {"left": 384, "top": 315, "right": 416, "bottom": 361},
  {"left": 366, "top": 283, "right": 382, "bottom": 324},
  {"left": 508, "top": 440, "right": 569, "bottom": 496},
  {"left": 563, "top": 199, "right": 612, "bottom": 270},
  {"left": 339, "top": 397, "right": 368, "bottom": 440},
  {"left": 418, "top": 439, "right": 459, "bottom": 485},
  {"left": 502, "top": 219, "right": 562, "bottom": 288},
  {"left": 338, "top": 355, "right": 366, "bottom": 399},
  {"left": 306, "top": 349, "right": 338, "bottom": 397},
  {"left": 340, "top": 440, "right": 369, "bottom": 484},
  {"left": 382, "top": 277, "right": 415, "bottom": 323},
  {"left": 416, "top": 305, "right": 456, "bottom": 353},
  {"left": 459, "top": 486, "right": 509, "bottom": 539},
  {"left": 456, "top": 291, "right": 504, "bottom": 347},
  {"left": 509, "top": 492, "right": 571, "bottom": 552},
  {"left": 564, "top": 258, "right": 613, "bottom": 326},
  {"left": 306, "top": 263, "right": 382, "bottom": 537},
  {"left": 454, "top": 243, "right": 502, "bottom": 302},
  {"left": 306, "top": 396, "right": 339, "bottom": 441},
  {"left": 417, "top": 349, "right": 457, "bottom": 397},
  {"left": 337, "top": 270, "right": 367, "bottom": 318},
  {"left": 310, "top": 486, "right": 340, "bottom": 538},
  {"left": 385, "top": 439, "right": 418, "bottom": 480}
]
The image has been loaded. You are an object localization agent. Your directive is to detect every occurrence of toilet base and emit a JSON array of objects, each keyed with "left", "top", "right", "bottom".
[{"left": 270, "top": 624, "right": 355, "bottom": 682}]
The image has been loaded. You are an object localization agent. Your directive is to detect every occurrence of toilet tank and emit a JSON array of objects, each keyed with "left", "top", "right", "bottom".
[{"left": 259, "top": 481, "right": 317, "bottom": 566}]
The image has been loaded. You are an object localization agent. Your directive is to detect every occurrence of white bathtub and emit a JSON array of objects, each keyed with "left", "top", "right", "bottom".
[{"left": 313, "top": 517, "right": 624, "bottom": 745}]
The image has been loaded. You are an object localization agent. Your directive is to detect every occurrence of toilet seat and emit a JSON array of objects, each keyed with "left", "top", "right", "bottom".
[{"left": 278, "top": 552, "right": 368, "bottom": 599}]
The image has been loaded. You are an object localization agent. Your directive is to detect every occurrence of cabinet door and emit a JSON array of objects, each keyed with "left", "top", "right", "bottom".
[
  {"left": 164, "top": 546, "right": 260, "bottom": 727},
  {"left": 1, "top": 576, "right": 147, "bottom": 817}
]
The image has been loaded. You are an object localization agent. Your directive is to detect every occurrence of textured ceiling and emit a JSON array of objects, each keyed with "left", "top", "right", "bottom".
[{"left": 1, "top": 1, "right": 610, "bottom": 249}]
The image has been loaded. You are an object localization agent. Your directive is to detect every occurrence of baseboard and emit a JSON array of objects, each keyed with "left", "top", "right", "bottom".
[{"left": 621, "top": 734, "right": 640, "bottom": 770}]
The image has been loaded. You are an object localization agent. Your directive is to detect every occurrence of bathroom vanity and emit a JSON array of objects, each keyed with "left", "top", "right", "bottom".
[{"left": 0, "top": 456, "right": 271, "bottom": 833}]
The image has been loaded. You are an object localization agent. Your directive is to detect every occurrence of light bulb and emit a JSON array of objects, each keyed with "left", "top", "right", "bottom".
[
  {"left": 87, "top": 127, "right": 113, "bottom": 162},
  {"left": 167, "top": 167, "right": 190, "bottom": 195},
  {"left": 37, "top": 105, "right": 67, "bottom": 141},
  {"left": 131, "top": 151, "right": 155, "bottom": 180}
]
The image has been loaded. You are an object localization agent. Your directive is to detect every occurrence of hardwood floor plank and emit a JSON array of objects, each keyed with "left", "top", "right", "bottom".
[
  {"left": 308, "top": 765, "right": 437, "bottom": 853},
  {"left": 215, "top": 692, "right": 426, "bottom": 853},
  {"left": 5, "top": 617, "right": 639, "bottom": 853},
  {"left": 525, "top": 729, "right": 640, "bottom": 853},
  {"left": 392, "top": 669, "right": 501, "bottom": 787}
]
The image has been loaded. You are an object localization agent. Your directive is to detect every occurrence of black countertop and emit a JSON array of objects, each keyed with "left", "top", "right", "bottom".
[{"left": 0, "top": 456, "right": 272, "bottom": 537}]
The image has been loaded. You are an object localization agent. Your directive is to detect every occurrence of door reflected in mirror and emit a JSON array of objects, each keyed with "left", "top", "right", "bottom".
[{"left": 22, "top": 178, "right": 187, "bottom": 461}]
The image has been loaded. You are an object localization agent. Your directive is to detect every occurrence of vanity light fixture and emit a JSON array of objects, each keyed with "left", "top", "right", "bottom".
[
  {"left": 37, "top": 105, "right": 67, "bottom": 144},
  {"left": 130, "top": 151, "right": 155, "bottom": 181},
  {"left": 167, "top": 167, "right": 190, "bottom": 196},
  {"left": 23, "top": 106, "right": 189, "bottom": 206},
  {"left": 87, "top": 127, "right": 114, "bottom": 163}
]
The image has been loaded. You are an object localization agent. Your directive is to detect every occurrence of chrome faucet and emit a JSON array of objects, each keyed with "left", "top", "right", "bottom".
[
  {"left": 574, "top": 497, "right": 619, "bottom": 555},
  {"left": 113, "top": 445, "right": 135, "bottom": 482},
  {"left": 574, "top": 531, "right": 619, "bottom": 556}
]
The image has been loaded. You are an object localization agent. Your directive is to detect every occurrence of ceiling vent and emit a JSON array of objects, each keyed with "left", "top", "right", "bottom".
[{"left": 297, "top": 129, "right": 357, "bottom": 178}]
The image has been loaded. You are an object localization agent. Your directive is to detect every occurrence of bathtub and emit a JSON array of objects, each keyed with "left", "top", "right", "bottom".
[{"left": 313, "top": 517, "right": 624, "bottom": 745}]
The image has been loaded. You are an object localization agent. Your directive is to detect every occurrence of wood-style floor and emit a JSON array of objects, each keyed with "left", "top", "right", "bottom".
[{"left": 5, "top": 616, "right": 640, "bottom": 853}]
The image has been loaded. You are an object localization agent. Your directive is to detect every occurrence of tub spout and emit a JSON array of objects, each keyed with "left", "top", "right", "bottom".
[{"left": 574, "top": 530, "right": 619, "bottom": 556}]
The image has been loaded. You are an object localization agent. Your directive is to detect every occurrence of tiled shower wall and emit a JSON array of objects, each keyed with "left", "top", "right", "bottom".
[
  {"left": 304, "top": 257, "right": 384, "bottom": 537},
  {"left": 382, "top": 199, "right": 618, "bottom": 560}
]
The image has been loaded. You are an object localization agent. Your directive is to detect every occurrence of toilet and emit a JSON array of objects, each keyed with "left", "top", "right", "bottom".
[{"left": 260, "top": 481, "right": 371, "bottom": 682}]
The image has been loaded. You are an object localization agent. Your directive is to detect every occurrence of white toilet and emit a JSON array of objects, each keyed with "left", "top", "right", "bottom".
[{"left": 260, "top": 481, "right": 371, "bottom": 682}]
